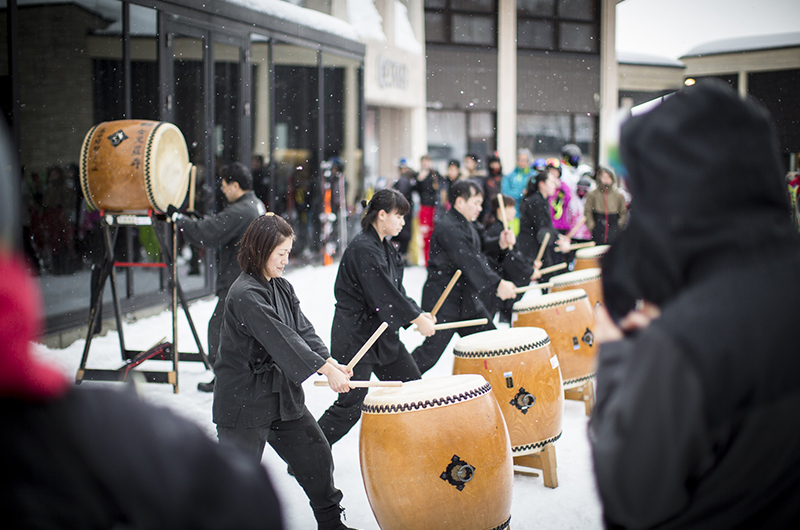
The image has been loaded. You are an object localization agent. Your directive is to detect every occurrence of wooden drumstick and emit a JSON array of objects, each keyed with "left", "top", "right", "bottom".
[
  {"left": 430, "top": 270, "right": 461, "bottom": 318},
  {"left": 514, "top": 282, "right": 554, "bottom": 294},
  {"left": 314, "top": 380, "right": 404, "bottom": 388},
  {"left": 497, "top": 193, "right": 514, "bottom": 250},
  {"left": 187, "top": 164, "right": 197, "bottom": 213},
  {"left": 415, "top": 318, "right": 489, "bottom": 332},
  {"left": 538, "top": 262, "right": 568, "bottom": 275},
  {"left": 535, "top": 232, "right": 551, "bottom": 264},
  {"left": 555, "top": 241, "right": 596, "bottom": 253},
  {"left": 346, "top": 322, "right": 389, "bottom": 371},
  {"left": 565, "top": 216, "right": 586, "bottom": 240}
]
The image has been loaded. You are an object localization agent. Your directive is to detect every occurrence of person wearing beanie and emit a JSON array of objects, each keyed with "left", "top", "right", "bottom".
[
  {"left": 590, "top": 79, "right": 800, "bottom": 528},
  {"left": 583, "top": 166, "right": 628, "bottom": 245}
]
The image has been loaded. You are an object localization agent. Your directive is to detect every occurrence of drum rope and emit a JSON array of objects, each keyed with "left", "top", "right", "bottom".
[
  {"left": 514, "top": 293, "right": 589, "bottom": 313},
  {"left": 453, "top": 337, "right": 551, "bottom": 359},
  {"left": 144, "top": 122, "right": 165, "bottom": 212},
  {"left": 361, "top": 382, "right": 492, "bottom": 414},
  {"left": 79, "top": 124, "right": 100, "bottom": 211},
  {"left": 553, "top": 275, "right": 601, "bottom": 287},
  {"left": 512, "top": 431, "right": 562, "bottom": 454},
  {"left": 563, "top": 373, "right": 596, "bottom": 387},
  {"left": 488, "top": 516, "right": 512, "bottom": 530}
]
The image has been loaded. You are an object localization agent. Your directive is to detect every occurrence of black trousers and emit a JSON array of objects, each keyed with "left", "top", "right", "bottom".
[
  {"left": 411, "top": 300, "right": 496, "bottom": 374},
  {"left": 317, "top": 351, "right": 421, "bottom": 446},
  {"left": 217, "top": 407, "right": 343, "bottom": 513}
]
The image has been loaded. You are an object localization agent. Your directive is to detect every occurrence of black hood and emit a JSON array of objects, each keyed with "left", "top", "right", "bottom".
[{"left": 602, "top": 79, "right": 795, "bottom": 321}]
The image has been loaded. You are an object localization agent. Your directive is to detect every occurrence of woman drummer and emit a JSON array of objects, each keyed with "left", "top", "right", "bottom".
[
  {"left": 317, "top": 189, "right": 436, "bottom": 447},
  {"left": 212, "top": 213, "right": 356, "bottom": 530}
]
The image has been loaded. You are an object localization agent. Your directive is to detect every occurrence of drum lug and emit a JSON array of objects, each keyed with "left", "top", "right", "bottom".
[
  {"left": 510, "top": 387, "right": 536, "bottom": 414},
  {"left": 582, "top": 327, "right": 594, "bottom": 347},
  {"left": 440, "top": 455, "right": 475, "bottom": 491}
]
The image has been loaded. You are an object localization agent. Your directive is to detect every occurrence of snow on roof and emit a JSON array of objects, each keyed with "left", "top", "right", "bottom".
[
  {"left": 617, "top": 51, "right": 685, "bottom": 68},
  {"left": 224, "top": 0, "right": 359, "bottom": 43},
  {"left": 682, "top": 30, "right": 800, "bottom": 58}
]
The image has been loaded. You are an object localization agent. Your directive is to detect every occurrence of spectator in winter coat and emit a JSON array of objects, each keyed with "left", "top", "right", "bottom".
[
  {"left": 584, "top": 166, "right": 628, "bottom": 245},
  {"left": 501, "top": 149, "right": 534, "bottom": 216},
  {"left": 590, "top": 79, "right": 800, "bottom": 529}
]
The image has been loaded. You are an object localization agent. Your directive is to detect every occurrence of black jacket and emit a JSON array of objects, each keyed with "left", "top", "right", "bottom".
[
  {"left": 517, "top": 191, "right": 560, "bottom": 268},
  {"left": 213, "top": 273, "right": 328, "bottom": 428},
  {"left": 423, "top": 207, "right": 501, "bottom": 317},
  {"left": 177, "top": 191, "right": 265, "bottom": 294},
  {"left": 2, "top": 387, "right": 282, "bottom": 529},
  {"left": 590, "top": 80, "right": 800, "bottom": 529},
  {"left": 331, "top": 225, "right": 422, "bottom": 365}
]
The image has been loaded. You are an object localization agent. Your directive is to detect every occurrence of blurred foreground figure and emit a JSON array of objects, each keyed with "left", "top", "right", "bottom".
[
  {"left": 0, "top": 126, "right": 283, "bottom": 529},
  {"left": 590, "top": 79, "right": 800, "bottom": 529}
]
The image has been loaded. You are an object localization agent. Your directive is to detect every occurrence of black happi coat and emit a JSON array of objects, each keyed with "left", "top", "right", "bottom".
[
  {"left": 516, "top": 191, "right": 561, "bottom": 268},
  {"left": 2, "top": 387, "right": 282, "bottom": 529},
  {"left": 591, "top": 81, "right": 800, "bottom": 529},
  {"left": 422, "top": 207, "right": 501, "bottom": 317},
  {"left": 331, "top": 225, "right": 422, "bottom": 365},
  {"left": 213, "top": 273, "right": 328, "bottom": 428},
  {"left": 177, "top": 191, "right": 265, "bottom": 294}
]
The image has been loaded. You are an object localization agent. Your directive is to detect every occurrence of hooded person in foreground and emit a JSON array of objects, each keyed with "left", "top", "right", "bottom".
[{"left": 589, "top": 79, "right": 800, "bottom": 528}]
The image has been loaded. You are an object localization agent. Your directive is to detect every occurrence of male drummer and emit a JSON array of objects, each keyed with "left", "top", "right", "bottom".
[
  {"left": 171, "top": 162, "right": 266, "bottom": 392},
  {"left": 411, "top": 180, "right": 518, "bottom": 374}
]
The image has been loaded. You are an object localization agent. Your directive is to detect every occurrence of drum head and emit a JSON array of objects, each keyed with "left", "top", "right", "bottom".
[
  {"left": 575, "top": 245, "right": 609, "bottom": 259},
  {"left": 362, "top": 375, "right": 490, "bottom": 413},
  {"left": 147, "top": 123, "right": 189, "bottom": 212},
  {"left": 453, "top": 327, "right": 550, "bottom": 358},
  {"left": 513, "top": 288, "right": 588, "bottom": 312},
  {"left": 551, "top": 267, "right": 601, "bottom": 286}
]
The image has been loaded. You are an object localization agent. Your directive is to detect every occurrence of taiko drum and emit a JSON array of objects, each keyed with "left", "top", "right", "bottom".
[
  {"left": 512, "top": 289, "right": 596, "bottom": 389},
  {"left": 550, "top": 267, "right": 604, "bottom": 307},
  {"left": 360, "top": 375, "right": 513, "bottom": 530},
  {"left": 453, "top": 327, "right": 564, "bottom": 456},
  {"left": 79, "top": 120, "right": 191, "bottom": 213},
  {"left": 573, "top": 244, "right": 610, "bottom": 271}
]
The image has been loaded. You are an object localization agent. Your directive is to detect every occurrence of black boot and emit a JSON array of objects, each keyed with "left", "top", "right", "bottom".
[
  {"left": 313, "top": 505, "right": 359, "bottom": 530},
  {"left": 197, "top": 377, "right": 215, "bottom": 392}
]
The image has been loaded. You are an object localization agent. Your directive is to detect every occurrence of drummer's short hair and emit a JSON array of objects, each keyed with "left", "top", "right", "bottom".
[
  {"left": 449, "top": 179, "right": 482, "bottom": 205},
  {"left": 237, "top": 213, "right": 295, "bottom": 276},
  {"left": 221, "top": 162, "right": 253, "bottom": 191}
]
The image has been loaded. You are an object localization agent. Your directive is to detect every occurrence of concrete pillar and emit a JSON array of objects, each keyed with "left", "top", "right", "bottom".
[
  {"left": 252, "top": 43, "right": 270, "bottom": 159},
  {"left": 409, "top": 0, "right": 427, "bottom": 166},
  {"left": 738, "top": 70, "right": 748, "bottom": 98},
  {"left": 497, "top": 0, "right": 517, "bottom": 171},
  {"left": 598, "top": 0, "right": 619, "bottom": 166},
  {"left": 344, "top": 63, "right": 360, "bottom": 203}
]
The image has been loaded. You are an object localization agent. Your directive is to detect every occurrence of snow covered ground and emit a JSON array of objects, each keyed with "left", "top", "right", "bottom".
[{"left": 35, "top": 263, "right": 603, "bottom": 530}]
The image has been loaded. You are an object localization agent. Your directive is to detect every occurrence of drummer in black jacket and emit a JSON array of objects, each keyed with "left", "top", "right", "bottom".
[
  {"left": 411, "top": 180, "right": 518, "bottom": 374},
  {"left": 172, "top": 162, "right": 266, "bottom": 392},
  {"left": 318, "top": 189, "right": 436, "bottom": 446},
  {"left": 516, "top": 170, "right": 571, "bottom": 276},
  {"left": 213, "top": 214, "right": 357, "bottom": 530}
]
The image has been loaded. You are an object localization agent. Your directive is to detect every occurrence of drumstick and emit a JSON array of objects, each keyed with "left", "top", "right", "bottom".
[
  {"left": 555, "top": 241, "right": 596, "bottom": 253},
  {"left": 314, "top": 380, "right": 404, "bottom": 388},
  {"left": 514, "top": 282, "right": 554, "bottom": 294},
  {"left": 538, "top": 262, "right": 568, "bottom": 275},
  {"left": 415, "top": 318, "right": 489, "bottom": 332},
  {"left": 430, "top": 270, "right": 461, "bottom": 318},
  {"left": 187, "top": 164, "right": 197, "bottom": 213},
  {"left": 565, "top": 216, "right": 586, "bottom": 240},
  {"left": 535, "top": 232, "right": 551, "bottom": 264},
  {"left": 346, "top": 322, "right": 389, "bottom": 371},
  {"left": 497, "top": 193, "right": 514, "bottom": 250}
]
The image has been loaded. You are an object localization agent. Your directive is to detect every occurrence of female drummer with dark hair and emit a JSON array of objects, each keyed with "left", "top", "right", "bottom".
[
  {"left": 212, "top": 213, "right": 357, "bottom": 530},
  {"left": 317, "top": 188, "right": 436, "bottom": 447}
]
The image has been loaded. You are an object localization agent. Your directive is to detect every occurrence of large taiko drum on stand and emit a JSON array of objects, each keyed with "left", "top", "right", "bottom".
[
  {"left": 550, "top": 267, "right": 603, "bottom": 307},
  {"left": 573, "top": 245, "right": 610, "bottom": 271},
  {"left": 452, "top": 328, "right": 563, "bottom": 457},
  {"left": 79, "top": 120, "right": 191, "bottom": 213},
  {"left": 360, "top": 375, "right": 513, "bottom": 530},
  {"left": 512, "top": 289, "right": 596, "bottom": 389}
]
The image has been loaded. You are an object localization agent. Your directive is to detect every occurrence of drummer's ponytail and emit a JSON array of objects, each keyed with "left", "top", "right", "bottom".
[{"left": 361, "top": 189, "right": 410, "bottom": 231}]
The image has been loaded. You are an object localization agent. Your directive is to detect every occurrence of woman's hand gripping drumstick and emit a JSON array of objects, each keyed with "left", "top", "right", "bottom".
[
  {"left": 414, "top": 317, "right": 489, "bottom": 332},
  {"left": 555, "top": 241, "right": 596, "bottom": 253},
  {"left": 317, "top": 322, "right": 389, "bottom": 392}
]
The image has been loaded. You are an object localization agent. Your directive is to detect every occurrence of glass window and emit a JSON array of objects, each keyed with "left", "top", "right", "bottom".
[
  {"left": 451, "top": 14, "right": 495, "bottom": 46},
  {"left": 425, "top": 12, "right": 447, "bottom": 43},
  {"left": 427, "top": 110, "right": 467, "bottom": 170},
  {"left": 518, "top": 19, "right": 555, "bottom": 50},
  {"left": 426, "top": 0, "right": 447, "bottom": 8},
  {"left": 130, "top": 4, "right": 159, "bottom": 120},
  {"left": 558, "top": 0, "right": 595, "bottom": 21},
  {"left": 517, "top": 113, "right": 571, "bottom": 156},
  {"left": 468, "top": 112, "right": 496, "bottom": 165},
  {"left": 574, "top": 114, "right": 595, "bottom": 160},
  {"left": 518, "top": 0, "right": 556, "bottom": 17},
  {"left": 559, "top": 22, "right": 597, "bottom": 53},
  {"left": 450, "top": 0, "right": 495, "bottom": 13}
]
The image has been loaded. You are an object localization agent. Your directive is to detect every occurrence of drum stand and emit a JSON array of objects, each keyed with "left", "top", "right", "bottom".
[
  {"left": 75, "top": 212, "right": 210, "bottom": 393},
  {"left": 513, "top": 444, "right": 559, "bottom": 488},
  {"left": 565, "top": 380, "right": 596, "bottom": 415}
]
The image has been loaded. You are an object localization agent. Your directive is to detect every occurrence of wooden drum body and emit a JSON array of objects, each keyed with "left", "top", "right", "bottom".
[
  {"left": 453, "top": 328, "right": 564, "bottom": 456},
  {"left": 573, "top": 245, "right": 609, "bottom": 271},
  {"left": 550, "top": 267, "right": 603, "bottom": 307},
  {"left": 80, "top": 120, "right": 191, "bottom": 213},
  {"left": 512, "top": 289, "right": 596, "bottom": 389},
  {"left": 360, "top": 375, "right": 513, "bottom": 530}
]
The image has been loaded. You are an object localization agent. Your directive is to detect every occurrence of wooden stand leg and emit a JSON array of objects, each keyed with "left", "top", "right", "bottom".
[
  {"left": 564, "top": 381, "right": 595, "bottom": 416},
  {"left": 513, "top": 443, "right": 558, "bottom": 488}
]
